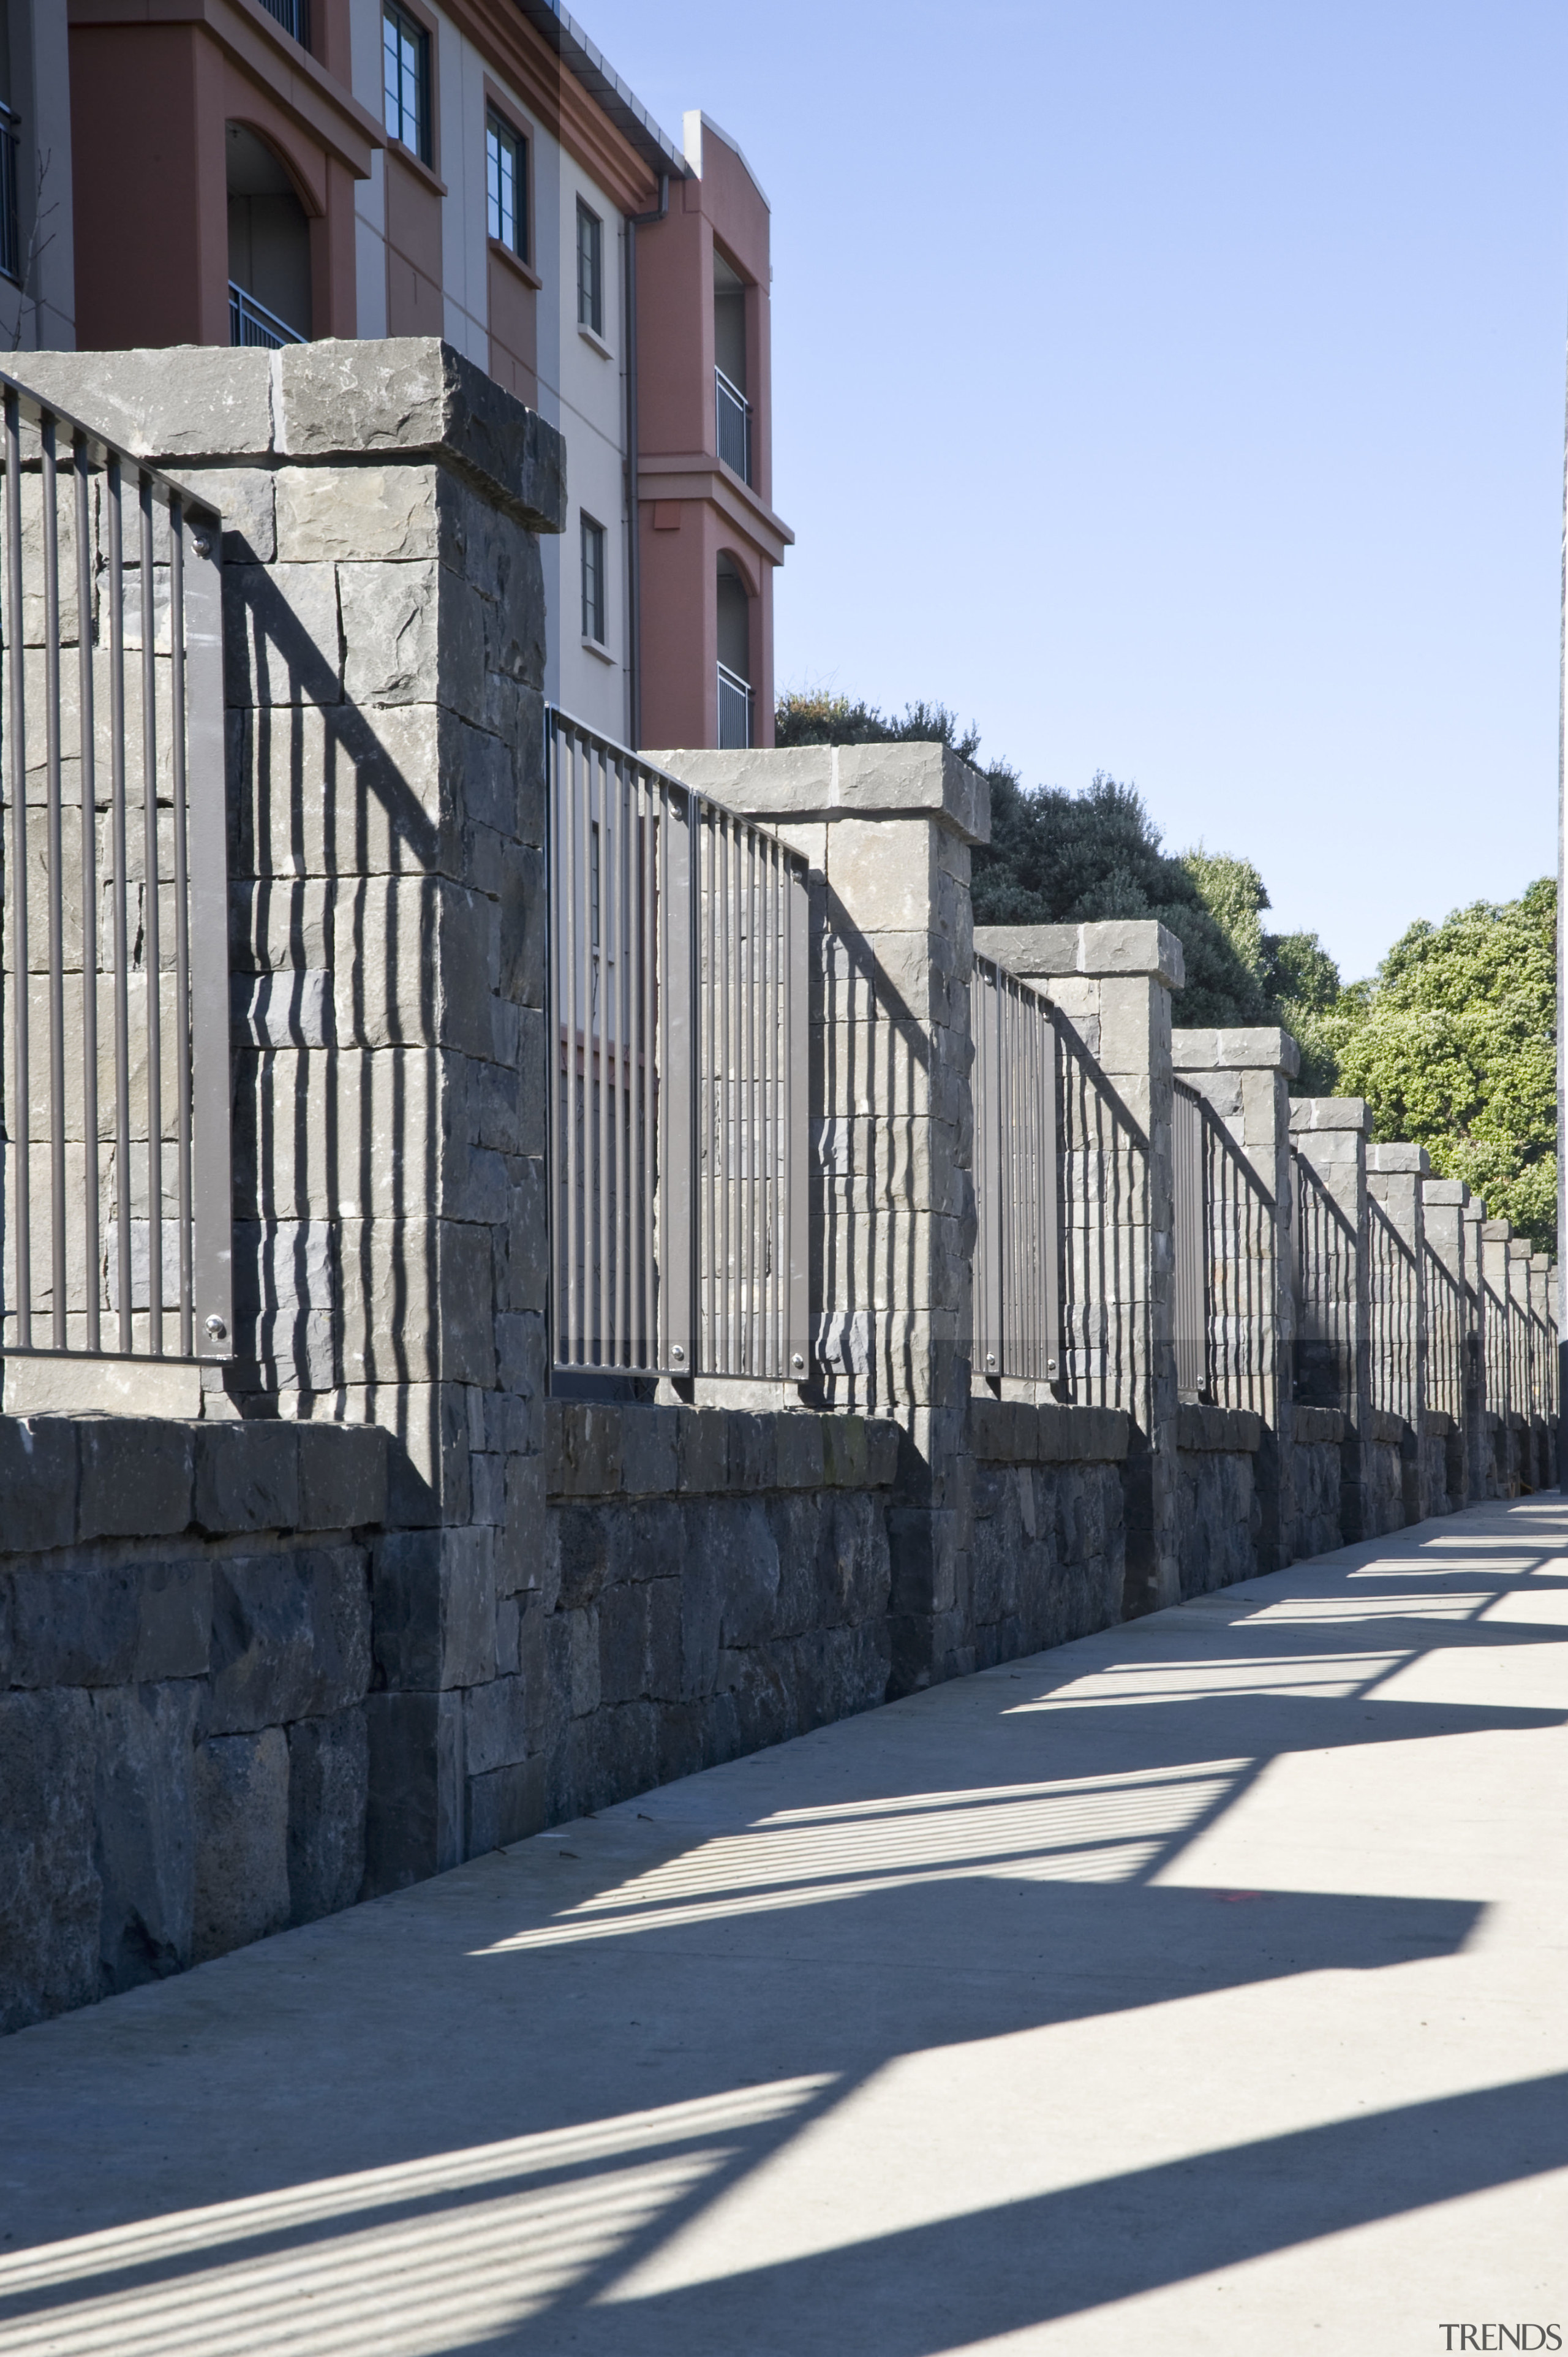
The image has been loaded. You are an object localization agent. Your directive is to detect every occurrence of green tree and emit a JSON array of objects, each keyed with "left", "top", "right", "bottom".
[
  {"left": 775, "top": 694, "right": 1268, "bottom": 1026},
  {"left": 1333, "top": 878, "right": 1557, "bottom": 1251}
]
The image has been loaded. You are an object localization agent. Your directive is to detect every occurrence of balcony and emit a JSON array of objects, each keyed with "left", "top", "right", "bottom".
[
  {"left": 229, "top": 282, "right": 306, "bottom": 350},
  {"left": 258, "top": 0, "right": 311, "bottom": 42},
  {"left": 715, "top": 366, "right": 752, "bottom": 485},
  {"left": 717, "top": 662, "right": 753, "bottom": 751},
  {"left": 0, "top": 101, "right": 20, "bottom": 285}
]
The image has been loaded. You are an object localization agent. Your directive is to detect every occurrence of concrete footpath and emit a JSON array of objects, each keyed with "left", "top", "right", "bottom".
[{"left": 4, "top": 1498, "right": 1568, "bottom": 2355}]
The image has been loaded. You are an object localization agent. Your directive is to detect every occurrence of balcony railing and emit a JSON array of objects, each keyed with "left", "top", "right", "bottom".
[
  {"left": 0, "top": 102, "right": 20, "bottom": 285},
  {"left": 717, "top": 662, "right": 753, "bottom": 750},
  {"left": 258, "top": 0, "right": 311, "bottom": 43},
  {"left": 715, "top": 366, "right": 752, "bottom": 484},
  {"left": 229, "top": 283, "right": 306, "bottom": 350}
]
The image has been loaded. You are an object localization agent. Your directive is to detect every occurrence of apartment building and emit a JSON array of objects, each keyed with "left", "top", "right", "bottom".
[{"left": 24, "top": 0, "right": 788, "bottom": 747}]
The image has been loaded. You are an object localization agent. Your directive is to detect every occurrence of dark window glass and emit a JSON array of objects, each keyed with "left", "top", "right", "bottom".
[
  {"left": 383, "top": 4, "right": 431, "bottom": 163},
  {"left": 576, "top": 199, "right": 603, "bottom": 337},
  {"left": 486, "top": 112, "right": 527, "bottom": 259},
  {"left": 581, "top": 513, "right": 606, "bottom": 643}
]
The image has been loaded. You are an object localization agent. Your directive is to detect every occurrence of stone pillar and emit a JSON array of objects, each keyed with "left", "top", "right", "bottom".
[
  {"left": 1480, "top": 1220, "right": 1515, "bottom": 1493},
  {"left": 653, "top": 742, "right": 987, "bottom": 1691},
  {"left": 974, "top": 921, "right": 1182, "bottom": 1616},
  {"left": 1422, "top": 1176, "right": 1479, "bottom": 1505},
  {"left": 1289, "top": 1099, "right": 1371, "bottom": 1540},
  {"left": 1366, "top": 1144, "right": 1430, "bottom": 1518},
  {"left": 1171, "top": 1026, "right": 1297, "bottom": 1570},
  {"left": 1464, "top": 1199, "right": 1496, "bottom": 1496},
  {"left": 23, "top": 339, "right": 568, "bottom": 1882},
  {"left": 1529, "top": 1251, "right": 1556, "bottom": 1486}
]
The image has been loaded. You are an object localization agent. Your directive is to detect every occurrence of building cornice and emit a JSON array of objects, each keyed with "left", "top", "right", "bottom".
[
  {"left": 69, "top": 0, "right": 383, "bottom": 176},
  {"left": 637, "top": 453, "right": 794, "bottom": 565}
]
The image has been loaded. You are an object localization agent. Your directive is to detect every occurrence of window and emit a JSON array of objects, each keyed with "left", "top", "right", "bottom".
[
  {"left": 581, "top": 513, "right": 606, "bottom": 644},
  {"left": 383, "top": 3, "right": 431, "bottom": 164},
  {"left": 486, "top": 111, "right": 527, "bottom": 259},
  {"left": 576, "top": 199, "right": 603, "bottom": 338}
]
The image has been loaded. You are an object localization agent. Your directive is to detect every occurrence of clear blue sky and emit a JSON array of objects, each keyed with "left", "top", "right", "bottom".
[{"left": 588, "top": 0, "right": 1568, "bottom": 979}]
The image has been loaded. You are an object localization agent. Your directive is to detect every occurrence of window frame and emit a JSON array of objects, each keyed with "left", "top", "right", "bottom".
[
  {"left": 382, "top": 1, "right": 433, "bottom": 167},
  {"left": 576, "top": 197, "right": 604, "bottom": 339},
  {"left": 485, "top": 106, "right": 529, "bottom": 264},
  {"left": 580, "top": 511, "right": 607, "bottom": 646}
]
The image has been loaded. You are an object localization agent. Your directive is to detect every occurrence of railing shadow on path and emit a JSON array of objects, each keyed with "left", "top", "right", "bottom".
[{"left": 4, "top": 1502, "right": 1567, "bottom": 2353}]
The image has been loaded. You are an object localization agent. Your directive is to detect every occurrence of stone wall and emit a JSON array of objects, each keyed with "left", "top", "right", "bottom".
[
  {"left": 1362, "top": 1410, "right": 1409, "bottom": 1538},
  {"left": 1175, "top": 1405, "right": 1262, "bottom": 1597},
  {"left": 969, "top": 1401, "right": 1129, "bottom": 1665},
  {"left": 1291, "top": 1408, "right": 1348, "bottom": 1559},
  {"left": 0, "top": 1415, "right": 386, "bottom": 2034}
]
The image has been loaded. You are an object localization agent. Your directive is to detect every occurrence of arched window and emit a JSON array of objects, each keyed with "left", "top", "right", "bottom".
[
  {"left": 716, "top": 555, "right": 752, "bottom": 749},
  {"left": 227, "top": 124, "right": 311, "bottom": 346}
]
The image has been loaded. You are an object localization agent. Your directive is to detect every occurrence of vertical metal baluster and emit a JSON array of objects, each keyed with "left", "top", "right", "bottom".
[
  {"left": 139, "top": 473, "right": 162, "bottom": 1353},
  {"left": 39, "top": 414, "right": 66, "bottom": 1347},
  {"left": 785, "top": 853, "right": 808, "bottom": 1384},
  {"left": 563, "top": 727, "right": 580, "bottom": 1363},
  {"left": 641, "top": 777, "right": 656, "bottom": 1361},
  {"left": 720, "top": 816, "right": 734, "bottom": 1372},
  {"left": 703, "top": 809, "right": 715, "bottom": 1371},
  {"left": 595, "top": 750, "right": 610, "bottom": 1366},
  {"left": 104, "top": 458, "right": 133, "bottom": 1347},
  {"left": 739, "top": 824, "right": 753, "bottom": 1372},
  {"left": 168, "top": 498, "right": 193, "bottom": 1356},
  {"left": 75, "top": 437, "right": 99, "bottom": 1353},
  {"left": 609, "top": 757, "right": 627, "bottom": 1363},
  {"left": 761, "top": 838, "right": 774, "bottom": 1374},
  {"left": 4, "top": 391, "right": 31, "bottom": 1349}
]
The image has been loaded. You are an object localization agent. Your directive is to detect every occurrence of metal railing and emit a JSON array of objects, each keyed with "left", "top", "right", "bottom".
[
  {"left": 1483, "top": 1281, "right": 1509, "bottom": 1423},
  {"left": 258, "top": 0, "right": 311, "bottom": 41},
  {"left": 1172, "top": 1081, "right": 1207, "bottom": 1400},
  {"left": 1367, "top": 1198, "right": 1419, "bottom": 1423},
  {"left": 0, "top": 102, "right": 18, "bottom": 286},
  {"left": 0, "top": 371, "right": 232, "bottom": 1363},
  {"left": 1057, "top": 1019, "right": 1148, "bottom": 1413},
  {"left": 546, "top": 709, "right": 809, "bottom": 1380},
  {"left": 971, "top": 955, "right": 1059, "bottom": 1383},
  {"left": 1423, "top": 1243, "right": 1469, "bottom": 1424},
  {"left": 228, "top": 284, "right": 306, "bottom": 350},
  {"left": 1292, "top": 1151, "right": 1357, "bottom": 1413},
  {"left": 715, "top": 368, "right": 752, "bottom": 483},
  {"left": 1199, "top": 1099, "right": 1276, "bottom": 1416},
  {"left": 716, "top": 662, "right": 753, "bottom": 752},
  {"left": 1507, "top": 1279, "right": 1532, "bottom": 1424}
]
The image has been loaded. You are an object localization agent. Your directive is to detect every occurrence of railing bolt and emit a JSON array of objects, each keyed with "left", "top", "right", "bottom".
[
  {"left": 985, "top": 1353, "right": 997, "bottom": 1371},
  {"left": 791, "top": 1352, "right": 804, "bottom": 1372},
  {"left": 192, "top": 536, "right": 212, "bottom": 559},
  {"left": 205, "top": 1314, "right": 226, "bottom": 1338},
  {"left": 671, "top": 1344, "right": 685, "bottom": 1363}
]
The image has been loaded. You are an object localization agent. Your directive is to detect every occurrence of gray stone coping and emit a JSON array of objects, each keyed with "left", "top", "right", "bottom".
[
  {"left": 1172, "top": 1027, "right": 1300, "bottom": 1078},
  {"left": 0, "top": 1415, "right": 387, "bottom": 1558},
  {"left": 17, "top": 339, "right": 567, "bottom": 536},
  {"left": 649, "top": 743, "right": 989, "bottom": 846},
  {"left": 1292, "top": 1406, "right": 1349, "bottom": 1445},
  {"left": 1420, "top": 1179, "right": 1469, "bottom": 1206},
  {"left": 974, "top": 921, "right": 1184, "bottom": 992},
  {"left": 1365, "top": 1409, "right": 1411, "bottom": 1447},
  {"left": 1368, "top": 1144, "right": 1431, "bottom": 1176},
  {"left": 1176, "top": 1403, "right": 1263, "bottom": 1454},
  {"left": 546, "top": 1402, "right": 901, "bottom": 1501},
  {"left": 1289, "top": 1098, "right": 1372, "bottom": 1135},
  {"left": 968, "top": 1398, "right": 1131, "bottom": 1466}
]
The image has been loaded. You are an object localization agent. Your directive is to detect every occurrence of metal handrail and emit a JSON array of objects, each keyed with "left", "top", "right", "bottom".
[
  {"left": 716, "top": 660, "right": 753, "bottom": 751},
  {"left": 715, "top": 366, "right": 752, "bottom": 483},
  {"left": 546, "top": 709, "right": 809, "bottom": 1382},
  {"left": 0, "top": 100, "right": 19, "bottom": 286},
  {"left": 228, "top": 282, "right": 306, "bottom": 349},
  {"left": 0, "top": 368, "right": 232, "bottom": 1363}
]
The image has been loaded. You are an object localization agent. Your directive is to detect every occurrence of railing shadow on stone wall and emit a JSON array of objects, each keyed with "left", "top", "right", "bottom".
[
  {"left": 224, "top": 544, "right": 543, "bottom": 1528},
  {"left": 1055, "top": 1016, "right": 1148, "bottom": 1419},
  {"left": 810, "top": 881, "right": 941, "bottom": 1420},
  {"left": 1292, "top": 1153, "right": 1359, "bottom": 1417}
]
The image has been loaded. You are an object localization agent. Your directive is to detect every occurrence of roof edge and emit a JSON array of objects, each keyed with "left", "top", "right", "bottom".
[
  {"left": 683, "top": 109, "right": 771, "bottom": 211},
  {"left": 512, "top": 0, "right": 692, "bottom": 184}
]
